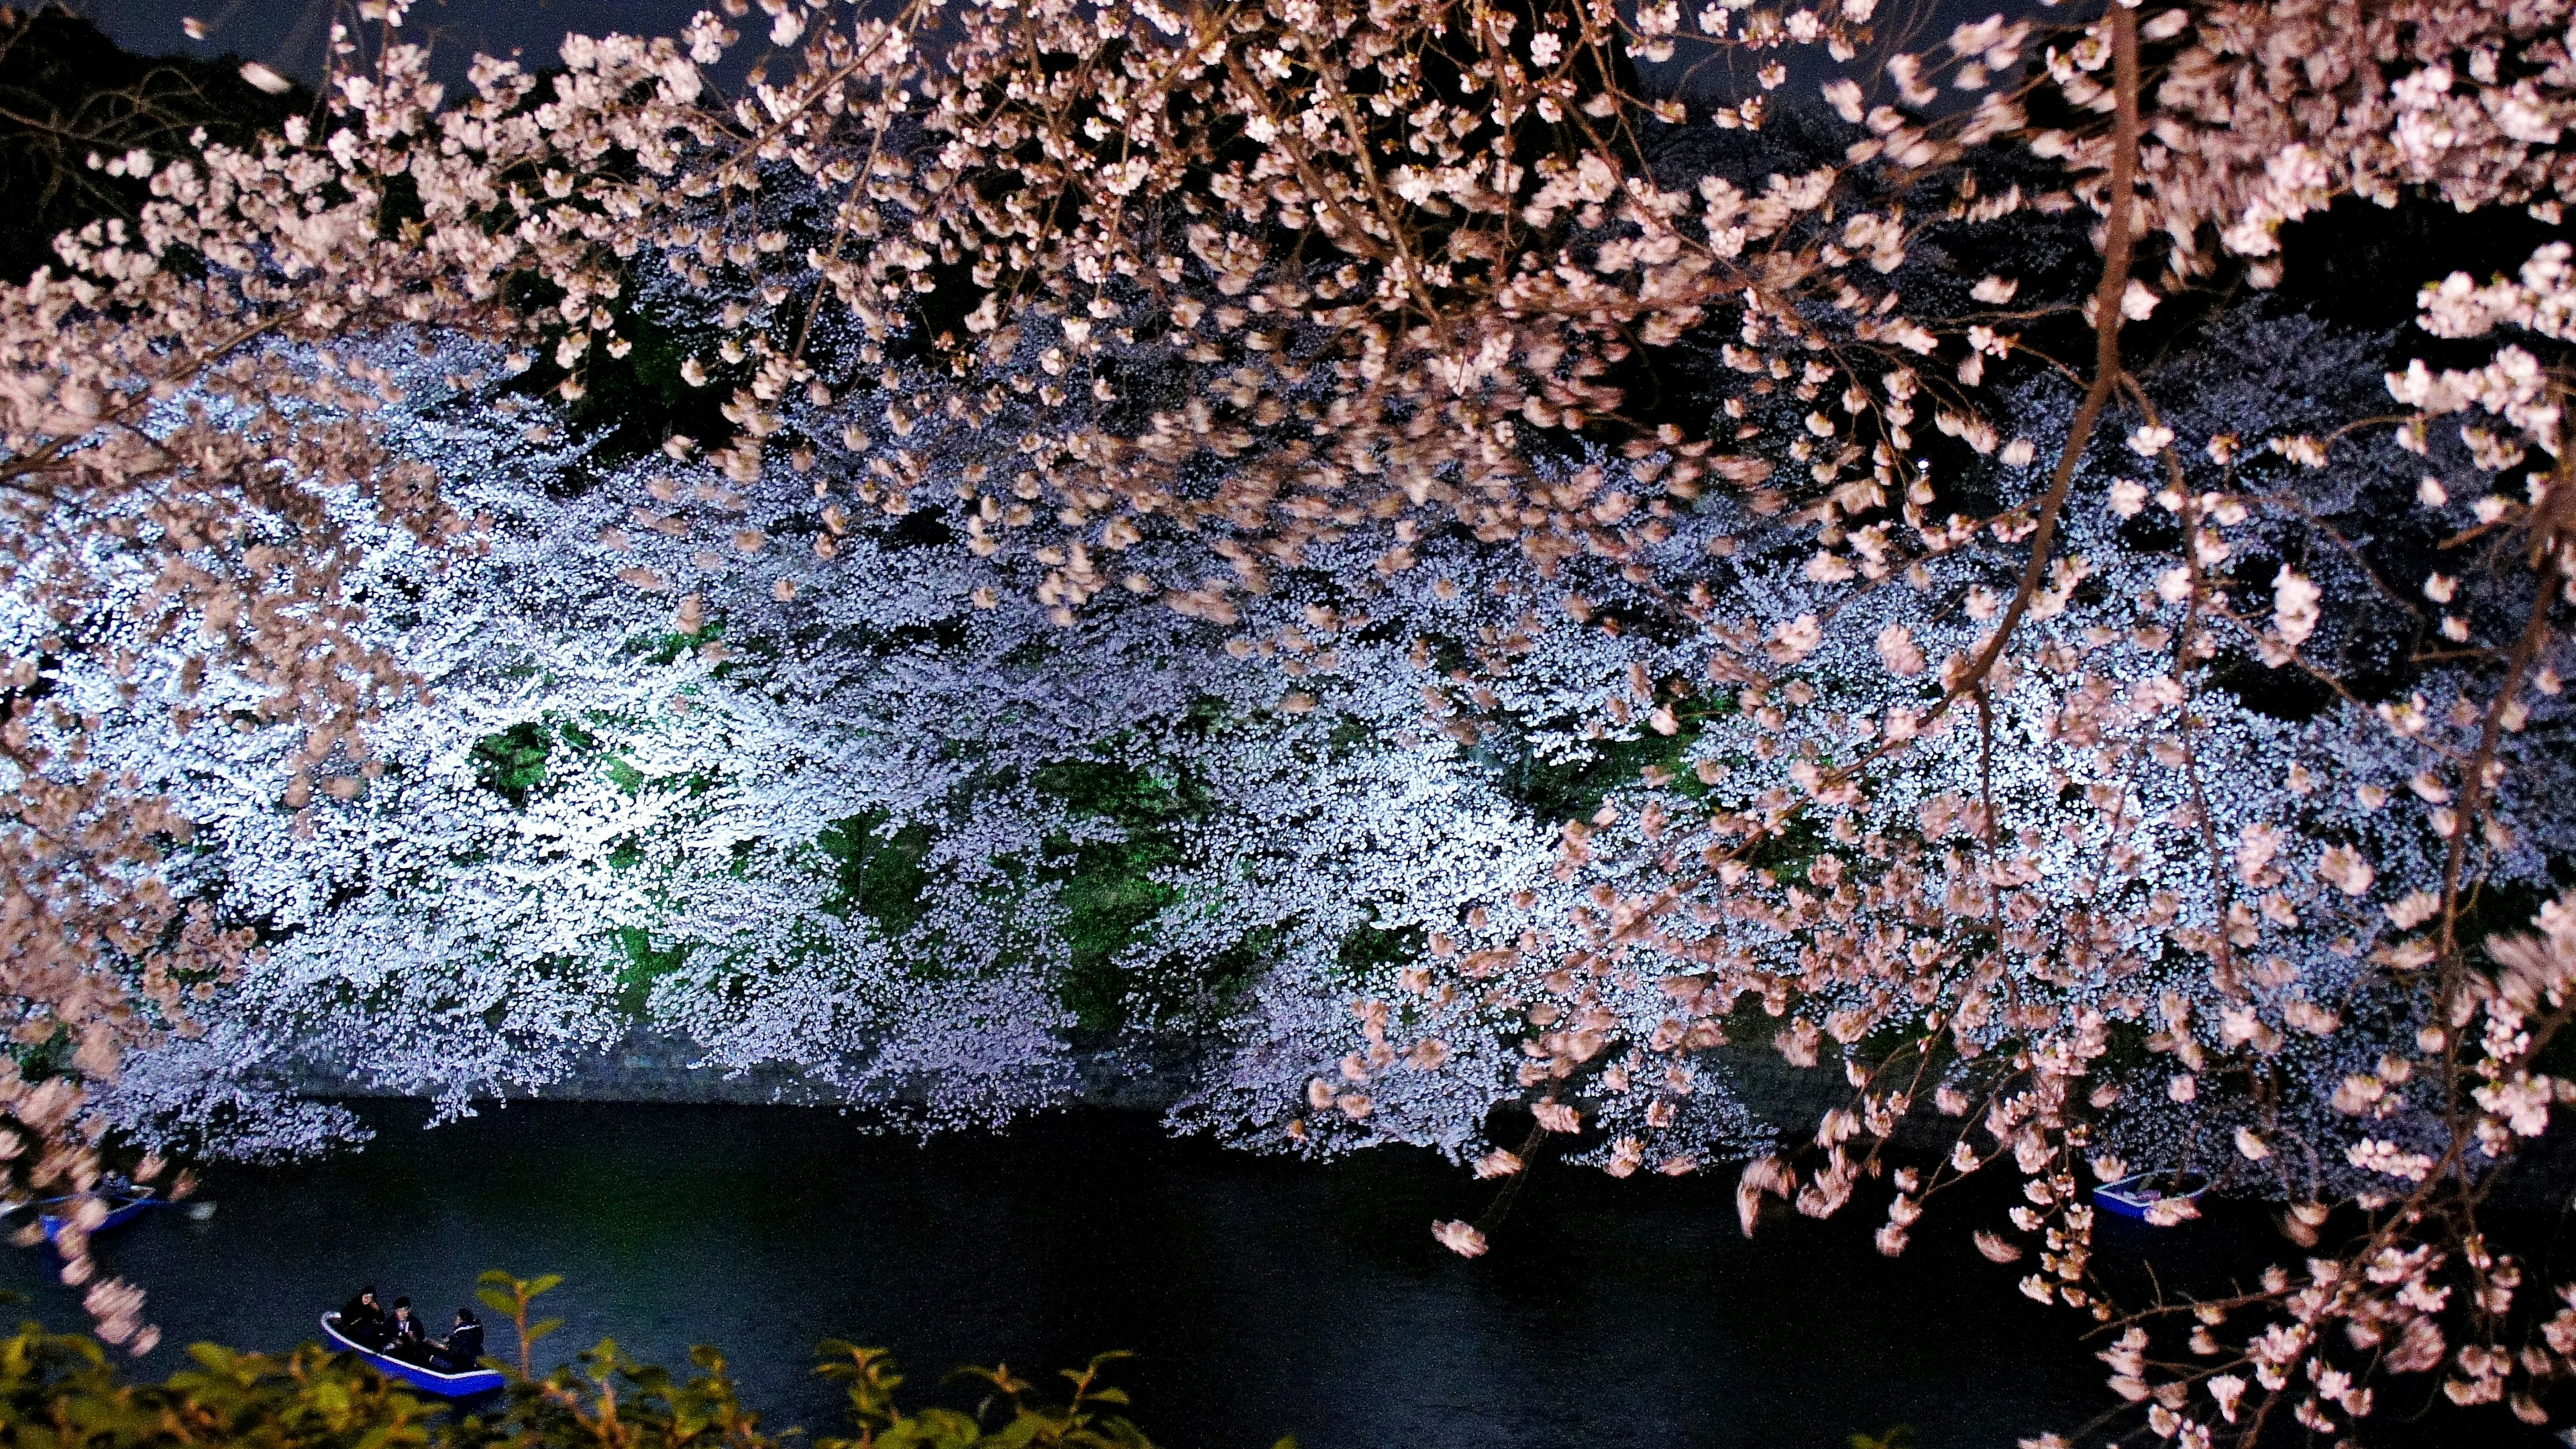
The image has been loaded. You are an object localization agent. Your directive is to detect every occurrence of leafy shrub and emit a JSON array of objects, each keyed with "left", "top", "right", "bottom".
[{"left": 0, "top": 1273, "right": 1201, "bottom": 1449}]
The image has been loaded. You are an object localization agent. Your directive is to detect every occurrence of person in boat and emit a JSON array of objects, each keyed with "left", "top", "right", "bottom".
[
  {"left": 384, "top": 1298, "right": 433, "bottom": 1364},
  {"left": 336, "top": 1287, "right": 392, "bottom": 1350},
  {"left": 429, "top": 1308, "right": 485, "bottom": 1373}
]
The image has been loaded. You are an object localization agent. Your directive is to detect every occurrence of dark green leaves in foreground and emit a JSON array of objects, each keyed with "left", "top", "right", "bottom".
[
  {"left": 812, "top": 1342, "right": 1151, "bottom": 1449},
  {"left": 0, "top": 1322, "right": 1185, "bottom": 1449},
  {"left": 0, "top": 1269, "right": 1316, "bottom": 1449},
  {"left": 0, "top": 1329, "right": 440, "bottom": 1449}
]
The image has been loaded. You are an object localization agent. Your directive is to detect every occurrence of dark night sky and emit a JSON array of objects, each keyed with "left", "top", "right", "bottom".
[
  {"left": 73, "top": 0, "right": 2045, "bottom": 98},
  {"left": 70, "top": 1, "right": 727, "bottom": 87}
]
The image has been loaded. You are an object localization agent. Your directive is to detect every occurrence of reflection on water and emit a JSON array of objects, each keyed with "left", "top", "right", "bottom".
[{"left": 0, "top": 1102, "right": 2258, "bottom": 1446}]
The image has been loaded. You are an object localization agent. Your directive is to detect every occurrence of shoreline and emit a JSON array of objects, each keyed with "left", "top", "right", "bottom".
[
  {"left": 270, "top": 1028, "right": 2576, "bottom": 1213},
  {"left": 268, "top": 1026, "right": 1864, "bottom": 1124},
  {"left": 269, "top": 1026, "right": 1210, "bottom": 1112}
]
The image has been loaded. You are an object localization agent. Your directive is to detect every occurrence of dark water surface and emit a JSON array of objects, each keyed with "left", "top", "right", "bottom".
[
  {"left": 0, "top": 1102, "right": 2123, "bottom": 1448},
  {"left": 6, "top": 1103, "right": 2563, "bottom": 1446}
]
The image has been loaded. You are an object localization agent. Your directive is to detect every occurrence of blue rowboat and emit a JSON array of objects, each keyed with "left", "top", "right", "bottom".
[
  {"left": 36, "top": 1193, "right": 154, "bottom": 1247},
  {"left": 2094, "top": 1169, "right": 2209, "bottom": 1223},
  {"left": 320, "top": 1313, "right": 506, "bottom": 1397}
]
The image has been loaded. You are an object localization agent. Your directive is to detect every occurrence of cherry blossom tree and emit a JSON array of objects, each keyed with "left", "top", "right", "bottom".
[{"left": 11, "top": 0, "right": 2576, "bottom": 1440}]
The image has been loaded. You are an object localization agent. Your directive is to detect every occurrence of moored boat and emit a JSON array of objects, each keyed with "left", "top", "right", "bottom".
[
  {"left": 36, "top": 1193, "right": 154, "bottom": 1247},
  {"left": 2093, "top": 1169, "right": 2210, "bottom": 1223},
  {"left": 320, "top": 1313, "right": 506, "bottom": 1397}
]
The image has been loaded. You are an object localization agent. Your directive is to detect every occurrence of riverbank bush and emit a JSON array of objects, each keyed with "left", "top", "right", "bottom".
[{"left": 0, "top": 1320, "right": 1175, "bottom": 1449}]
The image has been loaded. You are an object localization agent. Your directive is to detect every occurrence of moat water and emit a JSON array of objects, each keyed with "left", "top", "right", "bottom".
[{"left": 0, "top": 1102, "right": 2552, "bottom": 1448}]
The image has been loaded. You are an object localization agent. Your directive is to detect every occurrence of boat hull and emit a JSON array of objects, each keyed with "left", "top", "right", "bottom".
[
  {"left": 2093, "top": 1171, "right": 2210, "bottom": 1222},
  {"left": 37, "top": 1195, "right": 151, "bottom": 1247},
  {"left": 320, "top": 1314, "right": 506, "bottom": 1397}
]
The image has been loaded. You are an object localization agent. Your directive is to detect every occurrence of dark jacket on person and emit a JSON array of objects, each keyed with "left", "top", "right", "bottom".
[
  {"left": 336, "top": 1295, "right": 390, "bottom": 1350},
  {"left": 435, "top": 1320, "right": 485, "bottom": 1371},
  {"left": 388, "top": 1310, "right": 427, "bottom": 1349}
]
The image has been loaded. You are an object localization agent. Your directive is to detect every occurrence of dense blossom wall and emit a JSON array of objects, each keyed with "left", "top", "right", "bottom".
[
  {"left": 76, "top": 280, "right": 2565, "bottom": 1213},
  {"left": 52, "top": 335, "right": 1748, "bottom": 1163}
]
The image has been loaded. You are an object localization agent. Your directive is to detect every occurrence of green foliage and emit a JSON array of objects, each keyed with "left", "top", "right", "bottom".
[
  {"left": 1188, "top": 924, "right": 1283, "bottom": 1013},
  {"left": 604, "top": 759, "right": 649, "bottom": 798},
  {"left": 1052, "top": 869, "right": 1180, "bottom": 1029},
  {"left": 614, "top": 928, "right": 692, "bottom": 1018},
  {"left": 0, "top": 1270, "right": 1193, "bottom": 1449},
  {"left": 1488, "top": 694, "right": 1736, "bottom": 825},
  {"left": 640, "top": 625, "right": 726, "bottom": 669},
  {"left": 811, "top": 1344, "right": 1155, "bottom": 1449},
  {"left": 1744, "top": 810, "right": 1829, "bottom": 883},
  {"left": 557, "top": 313, "right": 733, "bottom": 467},
  {"left": 474, "top": 1270, "right": 564, "bottom": 1379},
  {"left": 1335, "top": 920, "right": 1424, "bottom": 985},
  {"left": 474, "top": 716, "right": 643, "bottom": 809},
  {"left": 470, "top": 1339, "right": 772, "bottom": 1449},
  {"left": 1030, "top": 759, "right": 1208, "bottom": 1030},
  {"left": 0, "top": 1324, "right": 439, "bottom": 1449},
  {"left": 818, "top": 811, "right": 936, "bottom": 938},
  {"left": 6, "top": 1025, "right": 70, "bottom": 1084},
  {"left": 1847, "top": 1426, "right": 1918, "bottom": 1449},
  {"left": 472, "top": 723, "right": 556, "bottom": 807}
]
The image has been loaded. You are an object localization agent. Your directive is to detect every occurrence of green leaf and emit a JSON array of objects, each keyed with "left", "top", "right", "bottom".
[{"left": 526, "top": 1317, "right": 564, "bottom": 1344}]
